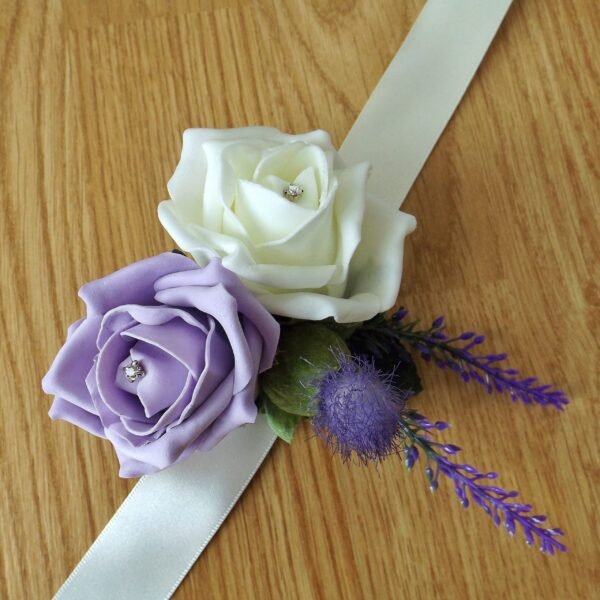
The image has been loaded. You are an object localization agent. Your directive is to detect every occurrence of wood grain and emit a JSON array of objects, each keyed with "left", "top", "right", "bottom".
[{"left": 1, "top": 1, "right": 598, "bottom": 598}]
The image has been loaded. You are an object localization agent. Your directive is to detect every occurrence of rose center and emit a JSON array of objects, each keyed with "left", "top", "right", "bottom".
[
  {"left": 123, "top": 359, "right": 146, "bottom": 383},
  {"left": 282, "top": 183, "right": 304, "bottom": 201}
]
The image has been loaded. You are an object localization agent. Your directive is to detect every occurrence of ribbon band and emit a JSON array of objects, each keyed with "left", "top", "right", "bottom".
[
  {"left": 340, "top": 0, "right": 512, "bottom": 206},
  {"left": 56, "top": 416, "right": 276, "bottom": 599}
]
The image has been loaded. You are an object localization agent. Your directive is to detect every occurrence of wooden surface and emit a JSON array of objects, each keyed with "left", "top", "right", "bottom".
[{"left": 1, "top": 1, "right": 598, "bottom": 598}]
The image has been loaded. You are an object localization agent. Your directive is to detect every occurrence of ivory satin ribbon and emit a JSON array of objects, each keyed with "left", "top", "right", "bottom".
[{"left": 54, "top": 1, "right": 512, "bottom": 597}]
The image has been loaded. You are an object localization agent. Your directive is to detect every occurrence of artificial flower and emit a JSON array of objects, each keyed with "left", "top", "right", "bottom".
[
  {"left": 158, "top": 127, "right": 416, "bottom": 322},
  {"left": 43, "top": 253, "right": 279, "bottom": 477}
]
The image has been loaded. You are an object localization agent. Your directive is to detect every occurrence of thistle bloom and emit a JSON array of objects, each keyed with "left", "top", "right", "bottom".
[{"left": 312, "top": 355, "right": 408, "bottom": 462}]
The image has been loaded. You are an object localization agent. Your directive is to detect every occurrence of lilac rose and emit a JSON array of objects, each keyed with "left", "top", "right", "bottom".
[{"left": 42, "top": 253, "right": 280, "bottom": 477}]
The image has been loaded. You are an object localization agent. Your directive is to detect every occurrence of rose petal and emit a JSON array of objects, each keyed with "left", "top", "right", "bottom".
[
  {"left": 251, "top": 166, "right": 339, "bottom": 253},
  {"left": 182, "top": 321, "right": 263, "bottom": 453},
  {"left": 122, "top": 317, "right": 206, "bottom": 378},
  {"left": 79, "top": 253, "right": 198, "bottom": 316},
  {"left": 108, "top": 371, "right": 236, "bottom": 476},
  {"left": 113, "top": 455, "right": 157, "bottom": 478},
  {"left": 122, "top": 317, "right": 234, "bottom": 437},
  {"left": 202, "top": 141, "right": 239, "bottom": 231},
  {"left": 345, "top": 200, "right": 416, "bottom": 309},
  {"left": 223, "top": 142, "right": 269, "bottom": 180},
  {"left": 233, "top": 179, "right": 313, "bottom": 244},
  {"left": 190, "top": 384, "right": 257, "bottom": 453},
  {"left": 99, "top": 305, "right": 209, "bottom": 349},
  {"left": 251, "top": 175, "right": 338, "bottom": 265},
  {"left": 48, "top": 397, "right": 105, "bottom": 438},
  {"left": 127, "top": 341, "right": 189, "bottom": 417},
  {"left": 232, "top": 262, "right": 338, "bottom": 290},
  {"left": 292, "top": 167, "right": 320, "bottom": 210},
  {"left": 118, "top": 372, "right": 196, "bottom": 437},
  {"left": 257, "top": 289, "right": 381, "bottom": 323},
  {"left": 42, "top": 316, "right": 103, "bottom": 418},
  {"left": 160, "top": 200, "right": 341, "bottom": 297},
  {"left": 158, "top": 203, "right": 246, "bottom": 266},
  {"left": 256, "top": 201, "right": 416, "bottom": 322},
  {"left": 95, "top": 331, "right": 146, "bottom": 421},
  {"left": 253, "top": 142, "right": 330, "bottom": 197},
  {"left": 328, "top": 161, "right": 370, "bottom": 285},
  {"left": 154, "top": 258, "right": 279, "bottom": 373},
  {"left": 177, "top": 317, "right": 234, "bottom": 422},
  {"left": 156, "top": 284, "right": 252, "bottom": 394},
  {"left": 86, "top": 364, "right": 119, "bottom": 428}
]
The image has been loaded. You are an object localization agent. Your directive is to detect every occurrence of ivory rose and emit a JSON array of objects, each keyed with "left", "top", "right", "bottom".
[{"left": 158, "top": 127, "right": 416, "bottom": 323}]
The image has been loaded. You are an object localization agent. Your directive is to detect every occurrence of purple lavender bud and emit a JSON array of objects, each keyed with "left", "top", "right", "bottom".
[
  {"left": 393, "top": 308, "right": 409, "bottom": 321},
  {"left": 312, "top": 355, "right": 408, "bottom": 463},
  {"left": 404, "top": 446, "right": 418, "bottom": 469},
  {"left": 441, "top": 444, "right": 461, "bottom": 455},
  {"left": 505, "top": 517, "right": 517, "bottom": 537},
  {"left": 460, "top": 465, "right": 479, "bottom": 474},
  {"left": 525, "top": 529, "right": 535, "bottom": 546},
  {"left": 432, "top": 316, "right": 445, "bottom": 329},
  {"left": 504, "top": 369, "right": 520, "bottom": 375}
]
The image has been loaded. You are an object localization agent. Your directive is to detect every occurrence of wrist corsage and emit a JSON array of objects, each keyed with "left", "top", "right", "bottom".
[{"left": 43, "top": 126, "right": 567, "bottom": 555}]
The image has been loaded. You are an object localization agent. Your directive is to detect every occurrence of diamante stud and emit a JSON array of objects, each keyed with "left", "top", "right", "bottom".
[
  {"left": 124, "top": 360, "right": 145, "bottom": 383},
  {"left": 283, "top": 183, "right": 304, "bottom": 200}
]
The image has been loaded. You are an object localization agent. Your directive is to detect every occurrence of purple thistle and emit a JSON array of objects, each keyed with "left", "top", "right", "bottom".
[
  {"left": 312, "top": 355, "right": 409, "bottom": 463},
  {"left": 400, "top": 410, "right": 567, "bottom": 555},
  {"left": 387, "top": 311, "right": 568, "bottom": 410}
]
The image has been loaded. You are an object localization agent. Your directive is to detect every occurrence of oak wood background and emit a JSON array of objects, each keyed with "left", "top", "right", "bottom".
[{"left": 1, "top": 1, "right": 598, "bottom": 598}]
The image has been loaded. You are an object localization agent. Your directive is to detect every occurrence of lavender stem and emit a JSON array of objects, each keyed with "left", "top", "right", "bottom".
[
  {"left": 387, "top": 312, "right": 568, "bottom": 410},
  {"left": 399, "top": 411, "right": 566, "bottom": 555}
]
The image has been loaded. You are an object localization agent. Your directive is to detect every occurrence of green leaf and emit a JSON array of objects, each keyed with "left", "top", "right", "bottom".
[
  {"left": 392, "top": 356, "right": 423, "bottom": 395},
  {"left": 261, "top": 323, "right": 349, "bottom": 416},
  {"left": 263, "top": 396, "right": 301, "bottom": 443},
  {"left": 319, "top": 317, "right": 363, "bottom": 340},
  {"left": 404, "top": 319, "right": 420, "bottom": 333},
  {"left": 346, "top": 319, "right": 424, "bottom": 395}
]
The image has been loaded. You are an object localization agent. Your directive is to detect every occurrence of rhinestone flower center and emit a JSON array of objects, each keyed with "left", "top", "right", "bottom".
[
  {"left": 283, "top": 183, "right": 304, "bottom": 200},
  {"left": 124, "top": 360, "right": 145, "bottom": 383}
]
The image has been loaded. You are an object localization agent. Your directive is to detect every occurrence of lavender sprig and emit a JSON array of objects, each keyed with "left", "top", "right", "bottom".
[
  {"left": 399, "top": 410, "right": 566, "bottom": 555},
  {"left": 362, "top": 310, "right": 568, "bottom": 410}
]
